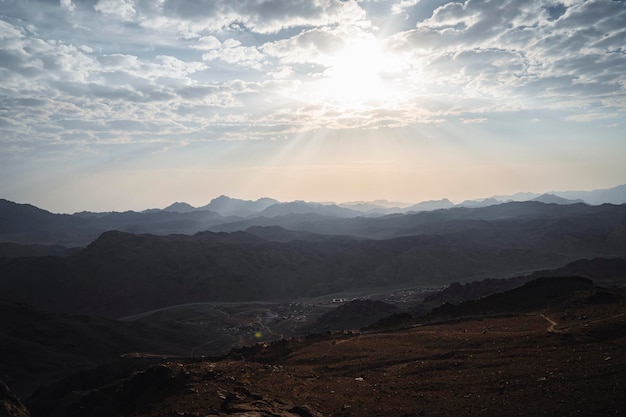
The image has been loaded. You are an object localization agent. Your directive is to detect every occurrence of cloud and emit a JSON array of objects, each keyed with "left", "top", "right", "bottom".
[
  {"left": 60, "top": 0, "right": 75, "bottom": 13},
  {"left": 565, "top": 113, "right": 618, "bottom": 122},
  {"left": 0, "top": 0, "right": 624, "bottom": 151},
  {"left": 94, "top": 0, "right": 137, "bottom": 22},
  {"left": 388, "top": 0, "right": 626, "bottom": 113},
  {"left": 90, "top": 0, "right": 371, "bottom": 37},
  {"left": 190, "top": 36, "right": 222, "bottom": 51},
  {"left": 202, "top": 39, "right": 267, "bottom": 70},
  {"left": 461, "top": 117, "right": 487, "bottom": 124}
]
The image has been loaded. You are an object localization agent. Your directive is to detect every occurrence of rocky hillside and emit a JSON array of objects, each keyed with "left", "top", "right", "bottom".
[
  {"left": 21, "top": 278, "right": 626, "bottom": 417},
  {"left": 0, "top": 380, "right": 30, "bottom": 417},
  {"left": 3, "top": 211, "right": 626, "bottom": 319}
]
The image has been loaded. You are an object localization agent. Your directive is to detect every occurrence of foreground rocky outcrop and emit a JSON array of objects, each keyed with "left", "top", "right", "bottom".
[
  {"left": 0, "top": 380, "right": 30, "bottom": 417},
  {"left": 26, "top": 361, "right": 323, "bottom": 417}
]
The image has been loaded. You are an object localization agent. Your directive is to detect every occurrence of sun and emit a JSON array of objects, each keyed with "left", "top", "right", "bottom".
[{"left": 309, "top": 35, "right": 407, "bottom": 109}]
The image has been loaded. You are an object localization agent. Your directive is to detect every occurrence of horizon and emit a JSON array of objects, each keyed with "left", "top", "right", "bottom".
[
  {"left": 5, "top": 181, "right": 625, "bottom": 214},
  {"left": 1, "top": 1, "right": 625, "bottom": 213}
]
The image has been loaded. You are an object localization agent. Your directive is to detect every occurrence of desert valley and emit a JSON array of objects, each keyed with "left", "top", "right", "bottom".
[{"left": 1, "top": 186, "right": 626, "bottom": 416}]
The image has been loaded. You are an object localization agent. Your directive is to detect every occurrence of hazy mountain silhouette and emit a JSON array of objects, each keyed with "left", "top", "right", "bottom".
[
  {"left": 255, "top": 201, "right": 361, "bottom": 218},
  {"left": 2, "top": 184, "right": 625, "bottom": 246},
  {"left": 553, "top": 183, "right": 626, "bottom": 205},
  {"left": 405, "top": 198, "right": 455, "bottom": 212},
  {"left": 491, "top": 184, "right": 626, "bottom": 205},
  {"left": 457, "top": 197, "right": 502, "bottom": 208},
  {"left": 211, "top": 200, "right": 626, "bottom": 241},
  {"left": 162, "top": 202, "right": 197, "bottom": 213},
  {"left": 0, "top": 199, "right": 230, "bottom": 246},
  {"left": 531, "top": 193, "right": 584, "bottom": 204},
  {"left": 197, "top": 195, "right": 278, "bottom": 217}
]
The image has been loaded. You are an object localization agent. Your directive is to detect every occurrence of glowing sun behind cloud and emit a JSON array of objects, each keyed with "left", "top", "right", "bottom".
[{"left": 308, "top": 34, "right": 409, "bottom": 109}]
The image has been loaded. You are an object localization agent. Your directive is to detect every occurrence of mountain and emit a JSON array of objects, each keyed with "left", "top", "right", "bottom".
[
  {"left": 491, "top": 191, "right": 541, "bottom": 201},
  {"left": 415, "top": 275, "right": 535, "bottom": 315},
  {"left": 212, "top": 200, "right": 626, "bottom": 240},
  {"left": 0, "top": 242, "right": 78, "bottom": 258},
  {"left": 244, "top": 225, "right": 338, "bottom": 242},
  {"left": 307, "top": 299, "right": 399, "bottom": 333},
  {"left": 0, "top": 301, "right": 210, "bottom": 398},
  {"left": 490, "top": 184, "right": 626, "bottom": 205},
  {"left": 2, "top": 185, "right": 625, "bottom": 247},
  {"left": 338, "top": 200, "right": 412, "bottom": 215},
  {"left": 554, "top": 183, "right": 626, "bottom": 205},
  {"left": 428, "top": 276, "right": 599, "bottom": 320},
  {"left": 406, "top": 198, "right": 455, "bottom": 212},
  {"left": 198, "top": 195, "right": 278, "bottom": 217},
  {"left": 0, "top": 199, "right": 89, "bottom": 245},
  {"left": 3, "top": 200, "right": 626, "bottom": 319},
  {"left": 340, "top": 199, "right": 412, "bottom": 209},
  {"left": 457, "top": 197, "right": 501, "bottom": 208},
  {"left": 414, "top": 256, "right": 626, "bottom": 315},
  {"left": 531, "top": 193, "right": 584, "bottom": 204},
  {"left": 162, "top": 202, "right": 197, "bottom": 213},
  {"left": 255, "top": 201, "right": 361, "bottom": 218},
  {"left": 521, "top": 256, "right": 626, "bottom": 286},
  {"left": 0, "top": 199, "right": 229, "bottom": 246}
]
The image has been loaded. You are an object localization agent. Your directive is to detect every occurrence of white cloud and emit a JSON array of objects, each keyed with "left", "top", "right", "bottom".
[
  {"left": 391, "top": 0, "right": 420, "bottom": 14},
  {"left": 202, "top": 40, "right": 267, "bottom": 70},
  {"left": 565, "top": 113, "right": 618, "bottom": 122},
  {"left": 0, "top": 0, "right": 625, "bottom": 150},
  {"left": 461, "top": 117, "right": 487, "bottom": 124},
  {"left": 190, "top": 35, "right": 222, "bottom": 50},
  {"left": 60, "top": 0, "right": 75, "bottom": 13},
  {"left": 94, "top": 0, "right": 137, "bottom": 22}
]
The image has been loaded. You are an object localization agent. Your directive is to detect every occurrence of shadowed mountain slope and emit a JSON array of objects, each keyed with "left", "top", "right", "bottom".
[
  {"left": 307, "top": 299, "right": 399, "bottom": 333},
  {"left": 2, "top": 200, "right": 626, "bottom": 318},
  {"left": 0, "top": 301, "right": 209, "bottom": 398},
  {"left": 2, "top": 198, "right": 626, "bottom": 246},
  {"left": 427, "top": 276, "right": 599, "bottom": 320}
]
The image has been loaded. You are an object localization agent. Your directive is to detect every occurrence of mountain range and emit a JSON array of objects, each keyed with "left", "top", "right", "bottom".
[
  {"left": 2, "top": 200, "right": 626, "bottom": 319},
  {"left": 2, "top": 183, "right": 626, "bottom": 410},
  {"left": 1, "top": 183, "right": 625, "bottom": 247}
]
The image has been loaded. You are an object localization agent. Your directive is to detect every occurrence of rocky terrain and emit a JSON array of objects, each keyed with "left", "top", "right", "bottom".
[
  {"left": 0, "top": 380, "right": 30, "bottom": 417},
  {"left": 20, "top": 277, "right": 626, "bottom": 417}
]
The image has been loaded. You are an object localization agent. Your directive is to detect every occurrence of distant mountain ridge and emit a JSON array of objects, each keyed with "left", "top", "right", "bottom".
[
  {"left": 157, "top": 183, "right": 626, "bottom": 218},
  {"left": 492, "top": 183, "right": 626, "bottom": 205},
  {"left": 1, "top": 183, "right": 625, "bottom": 246},
  {"left": 2, "top": 201, "right": 626, "bottom": 318},
  {"left": 531, "top": 193, "right": 584, "bottom": 205}
]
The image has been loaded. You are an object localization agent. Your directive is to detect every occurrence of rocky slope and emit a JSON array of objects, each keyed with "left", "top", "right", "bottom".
[
  {"left": 3, "top": 209, "right": 626, "bottom": 319},
  {"left": 0, "top": 380, "right": 30, "bottom": 417},
  {"left": 23, "top": 279, "right": 626, "bottom": 417}
]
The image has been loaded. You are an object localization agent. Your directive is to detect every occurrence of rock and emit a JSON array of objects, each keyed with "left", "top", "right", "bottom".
[
  {"left": 0, "top": 379, "right": 31, "bottom": 417},
  {"left": 220, "top": 387, "right": 322, "bottom": 416}
]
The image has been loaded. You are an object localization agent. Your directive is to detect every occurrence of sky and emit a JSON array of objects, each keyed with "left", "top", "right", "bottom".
[{"left": 0, "top": 0, "right": 625, "bottom": 213}]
